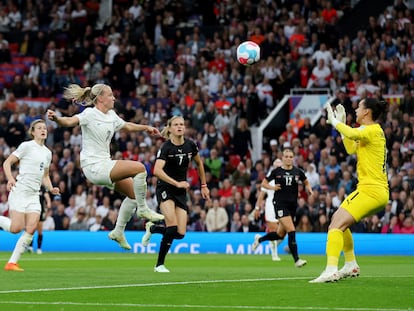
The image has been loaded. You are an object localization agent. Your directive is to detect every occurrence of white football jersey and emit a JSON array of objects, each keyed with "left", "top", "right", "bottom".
[
  {"left": 13, "top": 140, "right": 52, "bottom": 191},
  {"left": 261, "top": 179, "right": 275, "bottom": 210},
  {"left": 77, "top": 107, "right": 125, "bottom": 167}
]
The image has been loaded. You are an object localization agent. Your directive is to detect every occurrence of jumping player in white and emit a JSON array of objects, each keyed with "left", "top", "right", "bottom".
[{"left": 47, "top": 83, "right": 164, "bottom": 250}]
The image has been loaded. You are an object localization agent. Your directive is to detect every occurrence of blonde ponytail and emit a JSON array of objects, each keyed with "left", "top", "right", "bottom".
[{"left": 63, "top": 84, "right": 107, "bottom": 106}]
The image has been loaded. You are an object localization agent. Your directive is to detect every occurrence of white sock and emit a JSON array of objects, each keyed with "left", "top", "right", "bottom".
[
  {"left": 344, "top": 260, "right": 357, "bottom": 267},
  {"left": 272, "top": 241, "right": 278, "bottom": 257},
  {"left": 133, "top": 172, "right": 148, "bottom": 211},
  {"left": 325, "top": 265, "right": 338, "bottom": 274},
  {"left": 115, "top": 197, "right": 136, "bottom": 234},
  {"left": 9, "top": 232, "right": 33, "bottom": 264},
  {"left": 0, "top": 216, "right": 11, "bottom": 232}
]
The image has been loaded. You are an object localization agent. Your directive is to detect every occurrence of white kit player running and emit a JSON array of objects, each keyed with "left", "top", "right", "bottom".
[
  {"left": 253, "top": 159, "right": 283, "bottom": 261},
  {"left": 47, "top": 83, "right": 164, "bottom": 250},
  {"left": 0, "top": 119, "right": 60, "bottom": 271}
]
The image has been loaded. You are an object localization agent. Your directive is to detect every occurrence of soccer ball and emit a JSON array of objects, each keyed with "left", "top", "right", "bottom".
[{"left": 236, "top": 41, "right": 260, "bottom": 66}]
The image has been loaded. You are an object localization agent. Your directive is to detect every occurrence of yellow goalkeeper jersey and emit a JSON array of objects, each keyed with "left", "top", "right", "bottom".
[{"left": 336, "top": 123, "right": 388, "bottom": 190}]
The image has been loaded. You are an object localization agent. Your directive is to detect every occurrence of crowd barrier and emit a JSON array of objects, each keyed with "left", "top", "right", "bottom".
[{"left": 0, "top": 231, "right": 413, "bottom": 255}]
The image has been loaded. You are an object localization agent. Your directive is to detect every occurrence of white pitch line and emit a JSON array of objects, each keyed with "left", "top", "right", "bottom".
[
  {"left": 0, "top": 301, "right": 410, "bottom": 311},
  {"left": 0, "top": 277, "right": 307, "bottom": 294},
  {"left": 0, "top": 275, "right": 413, "bottom": 295}
]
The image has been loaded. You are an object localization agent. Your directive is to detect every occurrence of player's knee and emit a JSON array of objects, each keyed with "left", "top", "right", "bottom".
[{"left": 9, "top": 224, "right": 24, "bottom": 234}]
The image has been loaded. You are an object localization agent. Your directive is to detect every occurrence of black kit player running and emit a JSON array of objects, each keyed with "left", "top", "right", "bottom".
[
  {"left": 261, "top": 147, "right": 313, "bottom": 267},
  {"left": 143, "top": 116, "right": 210, "bottom": 273}
]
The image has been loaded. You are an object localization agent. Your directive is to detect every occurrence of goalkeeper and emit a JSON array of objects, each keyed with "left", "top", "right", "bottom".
[{"left": 310, "top": 98, "right": 389, "bottom": 283}]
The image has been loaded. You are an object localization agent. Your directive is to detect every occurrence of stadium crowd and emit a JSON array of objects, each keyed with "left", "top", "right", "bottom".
[{"left": 0, "top": 0, "right": 413, "bottom": 236}]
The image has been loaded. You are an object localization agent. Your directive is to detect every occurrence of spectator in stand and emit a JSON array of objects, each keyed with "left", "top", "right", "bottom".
[
  {"left": 68, "top": 207, "right": 89, "bottom": 230},
  {"left": 298, "top": 117, "right": 313, "bottom": 141},
  {"left": 154, "top": 37, "right": 175, "bottom": 65},
  {"left": 289, "top": 112, "right": 305, "bottom": 135},
  {"left": 37, "top": 61, "right": 55, "bottom": 97},
  {"left": 307, "top": 58, "right": 337, "bottom": 91},
  {"left": 193, "top": 209, "right": 207, "bottom": 232},
  {"left": 238, "top": 213, "right": 259, "bottom": 232},
  {"left": 231, "top": 161, "right": 251, "bottom": 189},
  {"left": 296, "top": 214, "right": 313, "bottom": 232},
  {"left": 218, "top": 178, "right": 234, "bottom": 199},
  {"left": 305, "top": 163, "right": 320, "bottom": 190},
  {"left": 101, "top": 208, "right": 118, "bottom": 231},
  {"left": 381, "top": 215, "right": 401, "bottom": 234},
  {"left": 230, "top": 211, "right": 242, "bottom": 232},
  {"left": 118, "top": 63, "right": 137, "bottom": 100},
  {"left": 10, "top": 76, "right": 28, "bottom": 99},
  {"left": 256, "top": 77, "right": 274, "bottom": 110},
  {"left": 206, "top": 198, "right": 229, "bottom": 232},
  {"left": 311, "top": 43, "right": 333, "bottom": 66},
  {"left": 0, "top": 36, "right": 11, "bottom": 64},
  {"left": 400, "top": 87, "right": 414, "bottom": 115},
  {"left": 321, "top": 1, "right": 338, "bottom": 25},
  {"left": 398, "top": 216, "right": 414, "bottom": 234},
  {"left": 231, "top": 118, "right": 252, "bottom": 160},
  {"left": 83, "top": 53, "right": 102, "bottom": 85},
  {"left": 0, "top": 10, "right": 10, "bottom": 33},
  {"left": 280, "top": 123, "right": 298, "bottom": 147},
  {"left": 204, "top": 148, "right": 222, "bottom": 181},
  {"left": 6, "top": 112, "right": 26, "bottom": 149}
]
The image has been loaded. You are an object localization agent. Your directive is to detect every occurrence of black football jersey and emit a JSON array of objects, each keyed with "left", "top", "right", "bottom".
[
  {"left": 266, "top": 166, "right": 307, "bottom": 204},
  {"left": 156, "top": 139, "right": 199, "bottom": 186}
]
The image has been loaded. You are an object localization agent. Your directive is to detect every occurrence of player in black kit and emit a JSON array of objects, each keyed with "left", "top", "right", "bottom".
[
  {"left": 259, "top": 147, "right": 313, "bottom": 267},
  {"left": 142, "top": 115, "right": 210, "bottom": 272}
]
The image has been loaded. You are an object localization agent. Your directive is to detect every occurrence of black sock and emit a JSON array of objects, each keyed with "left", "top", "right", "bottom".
[
  {"left": 151, "top": 224, "right": 166, "bottom": 235},
  {"left": 156, "top": 226, "right": 177, "bottom": 267},
  {"left": 288, "top": 231, "right": 299, "bottom": 262},
  {"left": 38, "top": 234, "right": 43, "bottom": 249},
  {"left": 259, "top": 232, "right": 283, "bottom": 243}
]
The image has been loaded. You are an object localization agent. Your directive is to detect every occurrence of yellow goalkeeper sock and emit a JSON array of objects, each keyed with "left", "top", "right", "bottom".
[
  {"left": 326, "top": 228, "right": 344, "bottom": 268},
  {"left": 343, "top": 228, "right": 356, "bottom": 263}
]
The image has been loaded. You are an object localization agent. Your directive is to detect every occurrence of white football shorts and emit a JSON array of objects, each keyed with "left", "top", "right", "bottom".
[
  {"left": 82, "top": 159, "right": 117, "bottom": 190},
  {"left": 8, "top": 187, "right": 41, "bottom": 214}
]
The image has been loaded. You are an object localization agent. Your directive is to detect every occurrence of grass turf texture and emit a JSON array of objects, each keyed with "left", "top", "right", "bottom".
[{"left": 0, "top": 252, "right": 412, "bottom": 311}]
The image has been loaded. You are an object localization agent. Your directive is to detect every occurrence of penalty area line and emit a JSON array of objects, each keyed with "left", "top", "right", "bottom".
[{"left": 0, "top": 277, "right": 308, "bottom": 294}]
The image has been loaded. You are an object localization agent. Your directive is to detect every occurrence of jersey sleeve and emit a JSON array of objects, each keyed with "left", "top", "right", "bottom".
[
  {"left": 156, "top": 143, "right": 168, "bottom": 161},
  {"left": 112, "top": 111, "right": 126, "bottom": 131},
  {"left": 299, "top": 168, "right": 307, "bottom": 182},
  {"left": 77, "top": 107, "right": 91, "bottom": 126},
  {"left": 336, "top": 123, "right": 371, "bottom": 142},
  {"left": 12, "top": 141, "right": 28, "bottom": 160},
  {"left": 265, "top": 169, "right": 276, "bottom": 182},
  {"left": 191, "top": 140, "right": 199, "bottom": 156}
]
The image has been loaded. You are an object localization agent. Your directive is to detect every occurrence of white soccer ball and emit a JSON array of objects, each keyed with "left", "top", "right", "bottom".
[{"left": 236, "top": 41, "right": 260, "bottom": 66}]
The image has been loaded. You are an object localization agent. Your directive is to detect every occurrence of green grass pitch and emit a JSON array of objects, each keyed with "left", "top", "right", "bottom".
[{"left": 0, "top": 252, "right": 412, "bottom": 311}]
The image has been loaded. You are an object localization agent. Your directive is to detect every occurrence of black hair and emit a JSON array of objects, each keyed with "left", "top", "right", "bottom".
[
  {"left": 282, "top": 146, "right": 294, "bottom": 153},
  {"left": 362, "top": 98, "right": 387, "bottom": 121}
]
